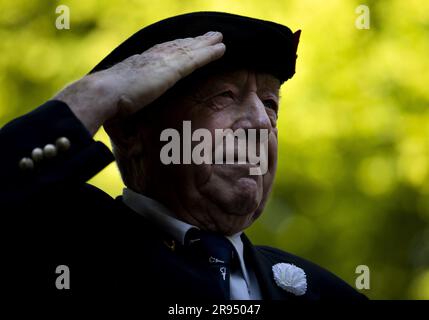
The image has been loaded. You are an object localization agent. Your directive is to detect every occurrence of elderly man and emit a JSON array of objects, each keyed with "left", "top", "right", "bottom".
[{"left": 1, "top": 12, "right": 366, "bottom": 300}]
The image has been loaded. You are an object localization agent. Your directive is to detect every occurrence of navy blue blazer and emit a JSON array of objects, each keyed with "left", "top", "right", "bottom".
[{"left": 0, "top": 101, "right": 367, "bottom": 300}]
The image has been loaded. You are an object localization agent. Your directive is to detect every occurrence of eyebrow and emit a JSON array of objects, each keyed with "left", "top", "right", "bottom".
[{"left": 188, "top": 72, "right": 281, "bottom": 101}]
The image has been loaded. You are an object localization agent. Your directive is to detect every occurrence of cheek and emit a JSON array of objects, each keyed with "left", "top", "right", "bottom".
[
  {"left": 170, "top": 106, "right": 235, "bottom": 187},
  {"left": 193, "top": 163, "right": 214, "bottom": 188},
  {"left": 268, "top": 129, "right": 278, "bottom": 170},
  {"left": 262, "top": 130, "right": 278, "bottom": 192},
  {"left": 188, "top": 104, "right": 234, "bottom": 137},
  {"left": 193, "top": 113, "right": 236, "bottom": 156},
  {"left": 207, "top": 112, "right": 235, "bottom": 135}
]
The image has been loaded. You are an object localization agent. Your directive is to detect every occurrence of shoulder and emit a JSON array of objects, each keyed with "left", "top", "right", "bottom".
[{"left": 256, "top": 245, "right": 368, "bottom": 300}]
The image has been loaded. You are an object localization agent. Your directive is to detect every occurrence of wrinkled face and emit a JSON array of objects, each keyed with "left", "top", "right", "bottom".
[{"left": 142, "top": 69, "right": 280, "bottom": 235}]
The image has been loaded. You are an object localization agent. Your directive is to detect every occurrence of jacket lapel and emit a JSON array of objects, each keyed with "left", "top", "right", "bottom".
[{"left": 241, "top": 233, "right": 315, "bottom": 300}]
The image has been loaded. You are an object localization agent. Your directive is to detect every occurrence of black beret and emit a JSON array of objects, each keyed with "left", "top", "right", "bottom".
[{"left": 90, "top": 11, "right": 301, "bottom": 84}]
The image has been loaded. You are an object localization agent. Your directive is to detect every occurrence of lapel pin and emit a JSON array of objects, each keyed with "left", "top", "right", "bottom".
[
  {"left": 272, "top": 263, "right": 307, "bottom": 296},
  {"left": 164, "top": 239, "right": 176, "bottom": 251}
]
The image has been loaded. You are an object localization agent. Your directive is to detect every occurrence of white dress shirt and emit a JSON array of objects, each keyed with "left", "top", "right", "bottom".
[{"left": 122, "top": 188, "right": 262, "bottom": 300}]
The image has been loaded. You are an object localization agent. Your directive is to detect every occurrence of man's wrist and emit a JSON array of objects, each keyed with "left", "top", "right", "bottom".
[{"left": 54, "top": 74, "right": 116, "bottom": 136}]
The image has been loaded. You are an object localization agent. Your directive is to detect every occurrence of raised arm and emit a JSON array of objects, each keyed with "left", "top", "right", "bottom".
[{"left": 0, "top": 32, "right": 225, "bottom": 207}]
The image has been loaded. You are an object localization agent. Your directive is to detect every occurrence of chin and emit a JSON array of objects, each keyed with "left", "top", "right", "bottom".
[
  {"left": 230, "top": 177, "right": 263, "bottom": 213},
  {"left": 198, "top": 168, "right": 265, "bottom": 231},
  {"left": 201, "top": 173, "right": 263, "bottom": 215}
]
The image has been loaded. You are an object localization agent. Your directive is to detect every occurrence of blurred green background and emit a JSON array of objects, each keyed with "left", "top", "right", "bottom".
[{"left": 1, "top": 0, "right": 429, "bottom": 299}]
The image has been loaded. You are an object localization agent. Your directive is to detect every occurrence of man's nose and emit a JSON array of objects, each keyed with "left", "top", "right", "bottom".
[{"left": 231, "top": 93, "right": 271, "bottom": 132}]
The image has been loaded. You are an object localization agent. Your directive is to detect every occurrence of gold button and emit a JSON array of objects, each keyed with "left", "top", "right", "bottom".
[{"left": 164, "top": 239, "right": 176, "bottom": 251}]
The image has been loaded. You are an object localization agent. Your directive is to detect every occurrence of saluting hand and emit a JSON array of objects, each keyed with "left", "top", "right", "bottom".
[{"left": 55, "top": 32, "right": 225, "bottom": 135}]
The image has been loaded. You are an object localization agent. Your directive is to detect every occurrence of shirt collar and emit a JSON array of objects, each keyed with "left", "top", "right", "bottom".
[
  {"left": 121, "top": 188, "right": 256, "bottom": 298},
  {"left": 123, "top": 188, "right": 247, "bottom": 243},
  {"left": 122, "top": 188, "right": 245, "bottom": 253}
]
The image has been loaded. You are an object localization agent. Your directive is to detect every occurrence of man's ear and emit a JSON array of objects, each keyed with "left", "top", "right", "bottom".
[{"left": 103, "top": 117, "right": 146, "bottom": 157}]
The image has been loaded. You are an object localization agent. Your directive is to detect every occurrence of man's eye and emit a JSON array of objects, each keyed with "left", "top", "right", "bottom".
[
  {"left": 263, "top": 99, "right": 278, "bottom": 112},
  {"left": 204, "top": 90, "right": 235, "bottom": 110},
  {"left": 209, "top": 90, "right": 235, "bottom": 104},
  {"left": 217, "top": 91, "right": 235, "bottom": 99}
]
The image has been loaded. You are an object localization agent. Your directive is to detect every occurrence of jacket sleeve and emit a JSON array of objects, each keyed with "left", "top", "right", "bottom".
[{"left": 0, "top": 100, "right": 114, "bottom": 207}]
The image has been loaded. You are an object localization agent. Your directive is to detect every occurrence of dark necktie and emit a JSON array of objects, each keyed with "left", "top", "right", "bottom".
[{"left": 185, "top": 228, "right": 237, "bottom": 300}]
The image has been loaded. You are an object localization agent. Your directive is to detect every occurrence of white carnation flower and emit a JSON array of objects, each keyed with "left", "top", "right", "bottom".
[{"left": 272, "top": 263, "right": 307, "bottom": 296}]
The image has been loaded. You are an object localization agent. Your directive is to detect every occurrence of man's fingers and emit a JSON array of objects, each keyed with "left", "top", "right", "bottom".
[
  {"left": 187, "top": 31, "right": 224, "bottom": 49},
  {"left": 109, "top": 33, "right": 225, "bottom": 113},
  {"left": 147, "top": 32, "right": 223, "bottom": 53},
  {"left": 170, "top": 42, "right": 226, "bottom": 78},
  {"left": 168, "top": 31, "right": 223, "bottom": 49},
  {"left": 191, "top": 42, "right": 226, "bottom": 68}
]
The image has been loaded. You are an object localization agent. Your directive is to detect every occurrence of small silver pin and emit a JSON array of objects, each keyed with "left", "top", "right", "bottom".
[
  {"left": 209, "top": 256, "right": 225, "bottom": 264},
  {"left": 220, "top": 267, "right": 227, "bottom": 280}
]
